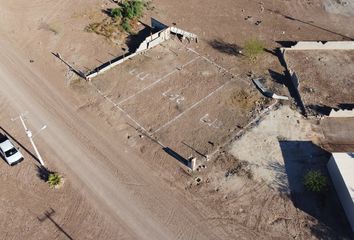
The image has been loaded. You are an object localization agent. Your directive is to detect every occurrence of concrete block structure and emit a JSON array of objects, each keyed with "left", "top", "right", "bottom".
[
  {"left": 327, "top": 152, "right": 354, "bottom": 232},
  {"left": 85, "top": 18, "right": 198, "bottom": 80}
]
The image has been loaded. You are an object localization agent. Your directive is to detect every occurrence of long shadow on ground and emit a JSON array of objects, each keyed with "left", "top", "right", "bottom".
[
  {"left": 0, "top": 126, "right": 41, "bottom": 165},
  {"left": 278, "top": 140, "right": 352, "bottom": 239}
]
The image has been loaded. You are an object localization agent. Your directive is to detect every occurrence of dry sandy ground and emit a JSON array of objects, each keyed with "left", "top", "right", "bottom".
[
  {"left": 189, "top": 105, "right": 352, "bottom": 239},
  {"left": 86, "top": 38, "right": 270, "bottom": 166},
  {"left": 0, "top": 0, "right": 354, "bottom": 239},
  {"left": 285, "top": 50, "right": 354, "bottom": 111},
  {"left": 0, "top": 38, "right": 231, "bottom": 239},
  {"left": 324, "top": 0, "right": 354, "bottom": 16},
  {"left": 229, "top": 105, "right": 314, "bottom": 190},
  {"left": 0, "top": 1, "right": 227, "bottom": 239}
]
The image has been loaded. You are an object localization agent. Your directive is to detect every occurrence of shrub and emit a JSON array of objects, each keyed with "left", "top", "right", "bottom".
[
  {"left": 48, "top": 172, "right": 63, "bottom": 188},
  {"left": 121, "top": 19, "right": 132, "bottom": 33},
  {"left": 120, "top": 0, "right": 145, "bottom": 20},
  {"left": 244, "top": 39, "right": 265, "bottom": 58},
  {"left": 111, "top": 0, "right": 145, "bottom": 33},
  {"left": 303, "top": 170, "right": 327, "bottom": 193},
  {"left": 110, "top": 8, "right": 122, "bottom": 18},
  {"left": 87, "top": 0, "right": 147, "bottom": 38}
]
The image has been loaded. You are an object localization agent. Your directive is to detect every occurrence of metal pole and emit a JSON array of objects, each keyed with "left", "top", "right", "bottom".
[{"left": 19, "top": 115, "right": 45, "bottom": 166}]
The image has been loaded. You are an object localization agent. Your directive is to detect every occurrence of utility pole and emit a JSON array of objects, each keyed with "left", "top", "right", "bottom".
[{"left": 12, "top": 113, "right": 47, "bottom": 166}]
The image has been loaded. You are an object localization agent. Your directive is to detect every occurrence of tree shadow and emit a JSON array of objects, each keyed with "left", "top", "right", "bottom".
[
  {"left": 278, "top": 140, "right": 352, "bottom": 238},
  {"left": 208, "top": 39, "right": 242, "bottom": 56},
  {"left": 36, "top": 165, "right": 53, "bottom": 182}
]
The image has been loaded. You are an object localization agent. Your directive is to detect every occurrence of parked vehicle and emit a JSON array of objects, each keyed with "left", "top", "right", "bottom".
[{"left": 0, "top": 133, "right": 24, "bottom": 166}]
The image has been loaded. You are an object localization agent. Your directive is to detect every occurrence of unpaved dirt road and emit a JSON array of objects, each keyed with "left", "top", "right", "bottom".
[
  {"left": 2, "top": 0, "right": 354, "bottom": 239},
  {"left": 0, "top": 38, "right": 227, "bottom": 239}
]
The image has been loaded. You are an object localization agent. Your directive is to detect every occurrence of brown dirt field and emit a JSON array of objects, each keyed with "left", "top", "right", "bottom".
[
  {"left": 86, "top": 38, "right": 270, "bottom": 166},
  {"left": 285, "top": 50, "right": 354, "bottom": 110},
  {"left": 0, "top": 0, "right": 354, "bottom": 239}
]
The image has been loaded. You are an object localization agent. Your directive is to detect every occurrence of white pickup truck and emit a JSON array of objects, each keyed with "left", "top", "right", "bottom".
[{"left": 0, "top": 133, "right": 24, "bottom": 166}]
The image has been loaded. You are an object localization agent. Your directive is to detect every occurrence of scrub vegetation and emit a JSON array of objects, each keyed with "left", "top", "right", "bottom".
[{"left": 85, "top": 0, "right": 148, "bottom": 41}]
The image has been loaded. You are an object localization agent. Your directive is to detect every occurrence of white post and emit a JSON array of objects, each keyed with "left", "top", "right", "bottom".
[{"left": 18, "top": 116, "right": 45, "bottom": 166}]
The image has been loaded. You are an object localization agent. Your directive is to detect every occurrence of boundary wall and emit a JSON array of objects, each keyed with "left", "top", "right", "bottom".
[
  {"left": 85, "top": 18, "right": 197, "bottom": 80},
  {"left": 279, "top": 41, "right": 354, "bottom": 116},
  {"left": 327, "top": 153, "right": 354, "bottom": 233},
  {"left": 281, "top": 41, "right": 354, "bottom": 52}
]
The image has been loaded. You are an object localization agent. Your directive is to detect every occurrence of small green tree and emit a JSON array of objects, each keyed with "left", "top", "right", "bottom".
[
  {"left": 244, "top": 39, "right": 265, "bottom": 59},
  {"left": 120, "top": 0, "right": 145, "bottom": 20},
  {"left": 121, "top": 19, "right": 132, "bottom": 33},
  {"left": 110, "top": 8, "right": 122, "bottom": 18},
  {"left": 48, "top": 172, "right": 63, "bottom": 188},
  {"left": 303, "top": 170, "right": 327, "bottom": 193}
]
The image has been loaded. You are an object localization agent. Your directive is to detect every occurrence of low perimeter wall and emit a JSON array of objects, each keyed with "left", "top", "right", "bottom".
[
  {"left": 327, "top": 155, "right": 354, "bottom": 233},
  {"left": 86, "top": 28, "right": 171, "bottom": 79},
  {"left": 85, "top": 18, "right": 198, "bottom": 80},
  {"left": 281, "top": 41, "right": 354, "bottom": 52}
]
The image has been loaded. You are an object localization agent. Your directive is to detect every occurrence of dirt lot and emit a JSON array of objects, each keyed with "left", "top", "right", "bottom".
[
  {"left": 324, "top": 0, "right": 354, "bottom": 16},
  {"left": 186, "top": 105, "right": 352, "bottom": 239},
  {"left": 87, "top": 39, "right": 269, "bottom": 163},
  {"left": 0, "top": 0, "right": 354, "bottom": 239},
  {"left": 229, "top": 106, "right": 352, "bottom": 238},
  {"left": 285, "top": 50, "right": 354, "bottom": 112}
]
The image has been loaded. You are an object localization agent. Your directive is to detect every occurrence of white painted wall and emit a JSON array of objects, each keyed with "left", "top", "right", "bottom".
[
  {"left": 282, "top": 41, "right": 354, "bottom": 51},
  {"left": 86, "top": 18, "right": 197, "bottom": 80},
  {"left": 329, "top": 110, "right": 354, "bottom": 117},
  {"left": 327, "top": 153, "right": 354, "bottom": 233}
]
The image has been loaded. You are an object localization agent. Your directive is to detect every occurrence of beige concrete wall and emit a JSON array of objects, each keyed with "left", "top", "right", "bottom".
[
  {"left": 86, "top": 52, "right": 139, "bottom": 79},
  {"left": 86, "top": 28, "right": 171, "bottom": 79},
  {"left": 135, "top": 28, "right": 171, "bottom": 52},
  {"left": 85, "top": 19, "right": 197, "bottom": 80},
  {"left": 329, "top": 109, "right": 354, "bottom": 117},
  {"left": 327, "top": 155, "right": 354, "bottom": 233},
  {"left": 170, "top": 27, "right": 198, "bottom": 42},
  {"left": 282, "top": 41, "right": 354, "bottom": 51}
]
